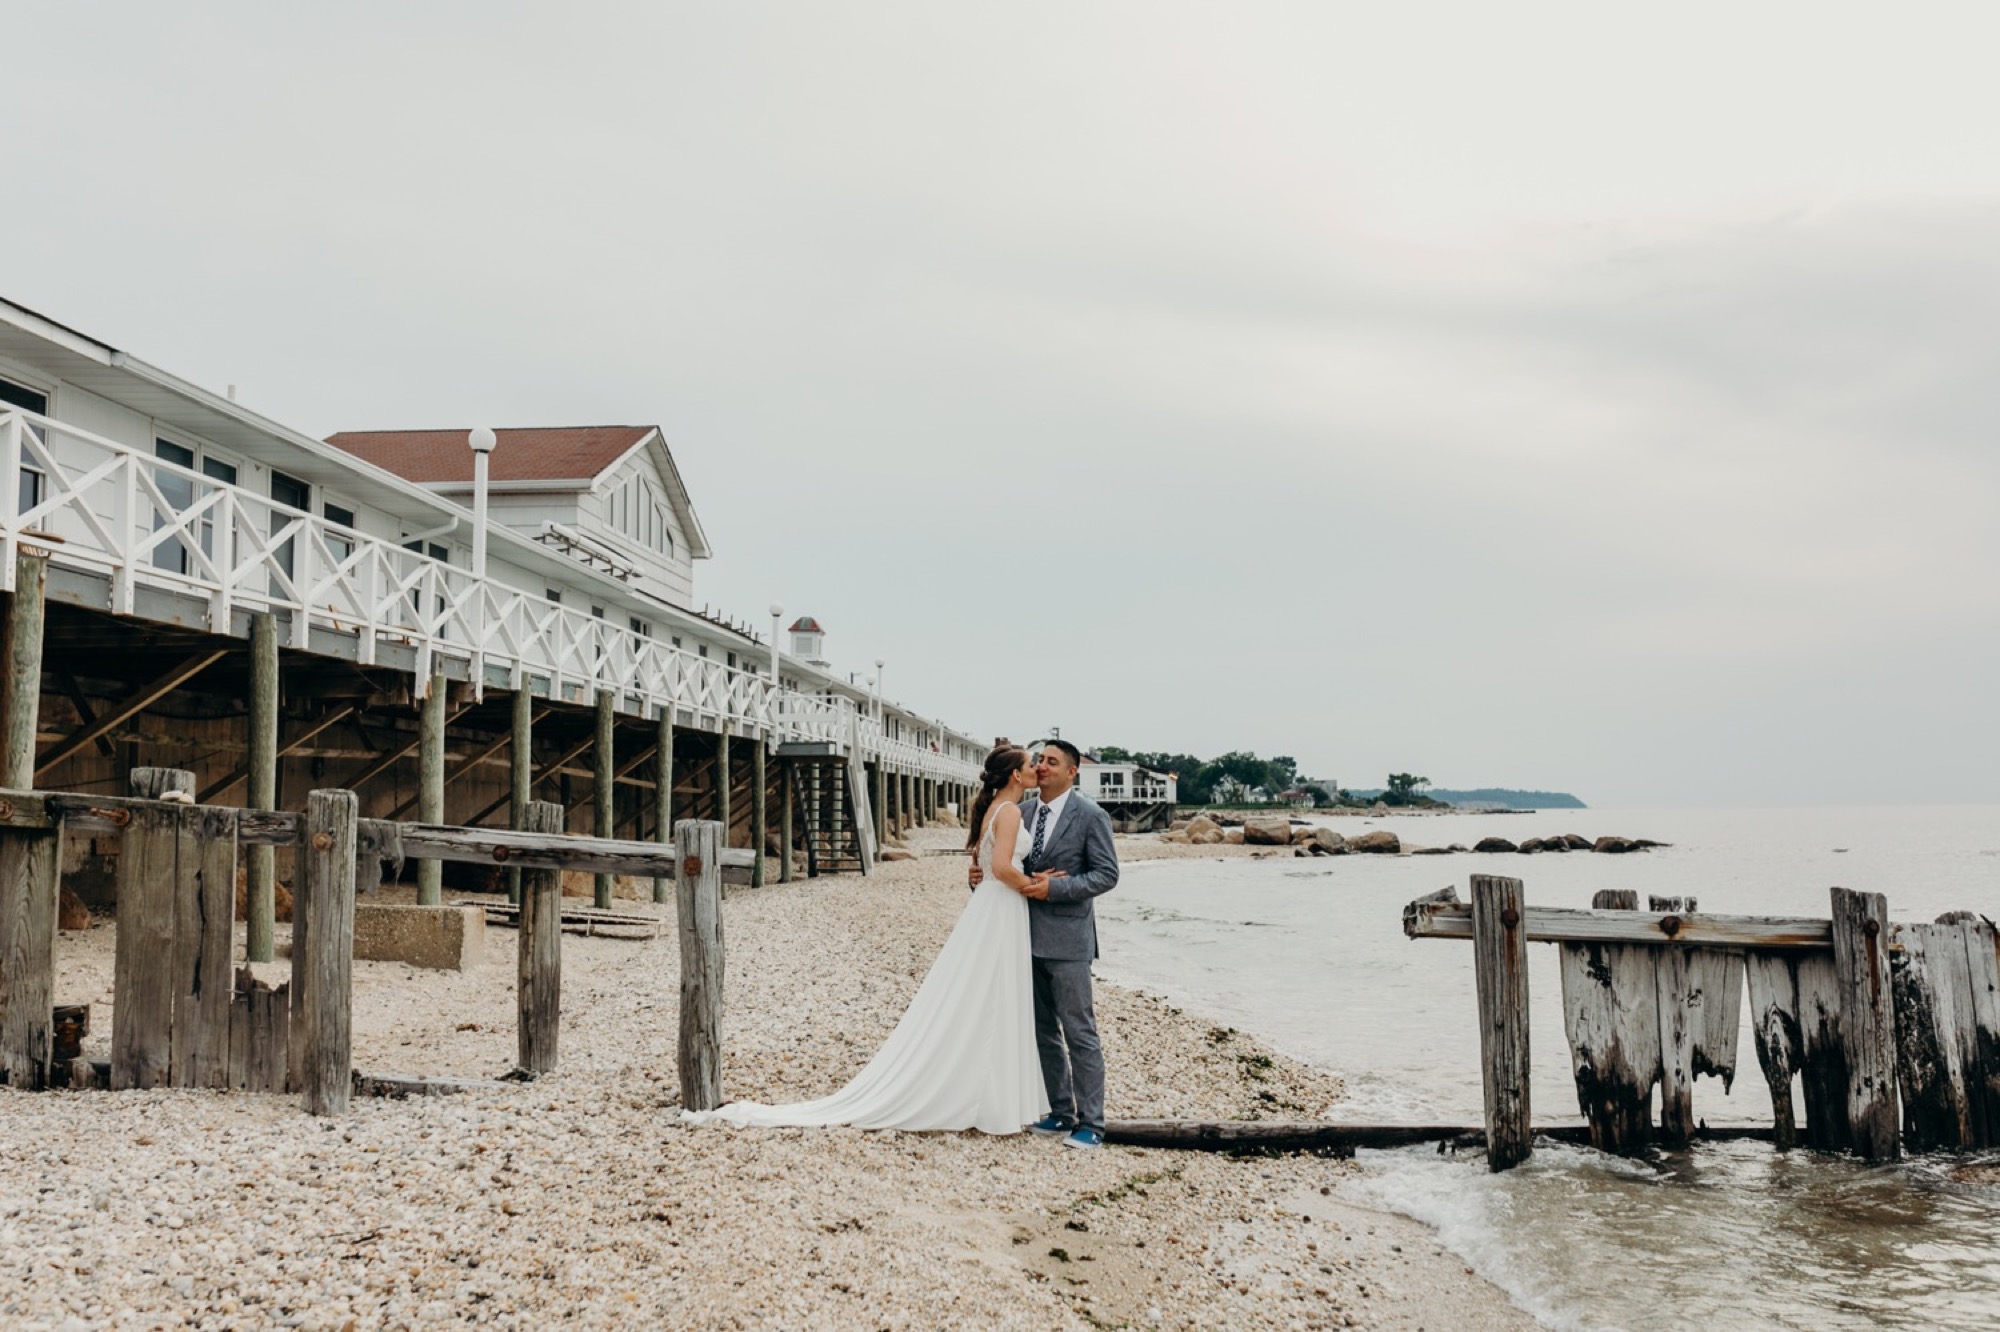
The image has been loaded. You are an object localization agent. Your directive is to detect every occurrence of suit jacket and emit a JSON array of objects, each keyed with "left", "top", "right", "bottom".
[{"left": 1021, "top": 790, "right": 1120, "bottom": 961}]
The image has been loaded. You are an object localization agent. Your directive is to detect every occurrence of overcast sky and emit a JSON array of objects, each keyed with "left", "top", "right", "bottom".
[{"left": 6, "top": 2, "right": 1997, "bottom": 806}]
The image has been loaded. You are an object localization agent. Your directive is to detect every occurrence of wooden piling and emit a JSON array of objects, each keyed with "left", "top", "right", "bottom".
[
  {"left": 751, "top": 735, "right": 767, "bottom": 889},
  {"left": 229, "top": 967, "right": 289, "bottom": 1093},
  {"left": 1891, "top": 920, "right": 1974, "bottom": 1150},
  {"left": 1471, "top": 874, "right": 1531, "bottom": 1170},
  {"left": 297, "top": 790, "right": 357, "bottom": 1116},
  {"left": 509, "top": 682, "right": 533, "bottom": 905},
  {"left": 111, "top": 768, "right": 194, "bottom": 1090},
  {"left": 1557, "top": 889, "right": 1658, "bottom": 1153},
  {"left": 1830, "top": 886, "right": 1899, "bottom": 1160},
  {"left": 779, "top": 758, "right": 794, "bottom": 884},
  {"left": 517, "top": 799, "right": 564, "bottom": 1075},
  {"left": 417, "top": 672, "right": 445, "bottom": 904},
  {"left": 594, "top": 689, "right": 615, "bottom": 909},
  {"left": 2, "top": 550, "right": 45, "bottom": 791},
  {"left": 173, "top": 806, "right": 238, "bottom": 1089},
  {"left": 0, "top": 816, "right": 60, "bottom": 1090},
  {"left": 652, "top": 710, "right": 673, "bottom": 904},
  {"left": 245, "top": 611, "right": 279, "bottom": 962},
  {"left": 676, "top": 818, "right": 724, "bottom": 1112},
  {"left": 1942, "top": 912, "right": 2000, "bottom": 1146},
  {"left": 873, "top": 762, "right": 886, "bottom": 845}
]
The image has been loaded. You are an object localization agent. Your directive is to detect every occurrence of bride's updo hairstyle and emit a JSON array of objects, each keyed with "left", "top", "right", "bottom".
[{"left": 966, "top": 744, "right": 1030, "bottom": 852}]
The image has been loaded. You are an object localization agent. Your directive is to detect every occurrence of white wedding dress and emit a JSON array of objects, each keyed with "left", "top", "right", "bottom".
[{"left": 681, "top": 816, "right": 1049, "bottom": 1134}]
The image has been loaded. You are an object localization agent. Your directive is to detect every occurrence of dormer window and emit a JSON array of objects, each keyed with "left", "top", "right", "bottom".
[{"left": 607, "top": 472, "right": 674, "bottom": 557}]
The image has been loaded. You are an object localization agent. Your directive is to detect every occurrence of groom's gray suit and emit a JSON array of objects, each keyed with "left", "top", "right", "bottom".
[{"left": 1022, "top": 790, "right": 1120, "bottom": 1134}]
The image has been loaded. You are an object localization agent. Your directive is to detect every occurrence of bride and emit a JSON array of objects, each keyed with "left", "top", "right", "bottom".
[{"left": 681, "top": 744, "right": 1053, "bottom": 1133}]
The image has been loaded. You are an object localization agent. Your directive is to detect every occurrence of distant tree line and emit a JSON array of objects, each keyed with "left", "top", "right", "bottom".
[{"left": 1095, "top": 747, "right": 1305, "bottom": 806}]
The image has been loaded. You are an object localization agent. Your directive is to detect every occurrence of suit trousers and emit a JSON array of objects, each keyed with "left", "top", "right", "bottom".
[{"left": 1031, "top": 956, "right": 1104, "bottom": 1132}]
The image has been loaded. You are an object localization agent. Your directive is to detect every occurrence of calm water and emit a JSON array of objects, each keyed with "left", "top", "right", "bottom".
[{"left": 1098, "top": 805, "right": 2000, "bottom": 1331}]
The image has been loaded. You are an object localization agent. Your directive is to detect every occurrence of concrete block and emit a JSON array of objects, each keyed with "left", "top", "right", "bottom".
[{"left": 353, "top": 904, "right": 486, "bottom": 972}]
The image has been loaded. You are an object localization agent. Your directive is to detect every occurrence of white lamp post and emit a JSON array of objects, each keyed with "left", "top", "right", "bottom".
[
  {"left": 468, "top": 427, "right": 497, "bottom": 581},
  {"left": 768, "top": 603, "right": 783, "bottom": 686},
  {"left": 873, "top": 658, "right": 885, "bottom": 725}
]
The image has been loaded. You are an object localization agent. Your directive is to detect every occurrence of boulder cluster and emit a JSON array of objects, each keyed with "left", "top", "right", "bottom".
[{"left": 1158, "top": 817, "right": 1663, "bottom": 858}]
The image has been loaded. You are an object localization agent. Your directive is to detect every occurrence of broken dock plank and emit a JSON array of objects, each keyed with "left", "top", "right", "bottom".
[
  {"left": 454, "top": 899, "right": 663, "bottom": 939},
  {"left": 1405, "top": 893, "right": 1834, "bottom": 951},
  {"left": 1102, "top": 1120, "right": 1785, "bottom": 1153}
]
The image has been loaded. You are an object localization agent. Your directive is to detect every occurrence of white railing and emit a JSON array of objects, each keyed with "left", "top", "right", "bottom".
[{"left": 1, "top": 408, "right": 978, "bottom": 784}]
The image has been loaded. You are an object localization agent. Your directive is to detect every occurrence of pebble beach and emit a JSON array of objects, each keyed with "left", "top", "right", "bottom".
[{"left": 5, "top": 826, "right": 1536, "bottom": 1330}]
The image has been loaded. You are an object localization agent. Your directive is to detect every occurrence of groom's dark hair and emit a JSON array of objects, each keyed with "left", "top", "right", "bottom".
[{"left": 1039, "top": 739, "right": 1082, "bottom": 771}]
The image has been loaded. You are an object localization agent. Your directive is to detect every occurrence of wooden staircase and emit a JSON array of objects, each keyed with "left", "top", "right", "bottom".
[{"left": 800, "top": 756, "right": 874, "bottom": 876}]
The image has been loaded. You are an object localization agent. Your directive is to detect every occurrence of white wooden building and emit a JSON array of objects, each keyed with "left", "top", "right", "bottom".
[
  {"left": 1077, "top": 755, "right": 1178, "bottom": 831},
  {"left": 0, "top": 294, "right": 981, "bottom": 884}
]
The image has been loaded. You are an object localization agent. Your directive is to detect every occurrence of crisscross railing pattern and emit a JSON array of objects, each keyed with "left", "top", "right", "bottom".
[{"left": 1, "top": 408, "right": 978, "bottom": 783}]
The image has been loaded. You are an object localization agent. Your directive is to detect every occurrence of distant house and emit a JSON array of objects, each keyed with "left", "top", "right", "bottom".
[
  {"left": 1209, "top": 775, "right": 1248, "bottom": 804},
  {"left": 325, "top": 426, "right": 708, "bottom": 612},
  {"left": 1077, "top": 753, "right": 1178, "bottom": 832}
]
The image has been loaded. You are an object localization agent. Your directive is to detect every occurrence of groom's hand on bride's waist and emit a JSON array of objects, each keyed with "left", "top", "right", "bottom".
[
  {"left": 967, "top": 859, "right": 983, "bottom": 891},
  {"left": 1019, "top": 871, "right": 1062, "bottom": 901}
]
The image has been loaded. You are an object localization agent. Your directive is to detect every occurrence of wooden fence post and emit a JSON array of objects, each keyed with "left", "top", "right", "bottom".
[
  {"left": 2, "top": 550, "right": 45, "bottom": 790},
  {"left": 517, "top": 799, "right": 564, "bottom": 1075},
  {"left": 1471, "top": 874, "right": 1531, "bottom": 1170},
  {"left": 676, "top": 818, "right": 724, "bottom": 1112},
  {"left": 0, "top": 816, "right": 61, "bottom": 1091},
  {"left": 1558, "top": 889, "right": 1657, "bottom": 1153},
  {"left": 1830, "top": 886, "right": 1899, "bottom": 1161},
  {"left": 297, "top": 789, "right": 357, "bottom": 1115},
  {"left": 174, "top": 806, "right": 238, "bottom": 1089},
  {"left": 111, "top": 768, "right": 193, "bottom": 1090},
  {"left": 779, "top": 758, "right": 794, "bottom": 884}
]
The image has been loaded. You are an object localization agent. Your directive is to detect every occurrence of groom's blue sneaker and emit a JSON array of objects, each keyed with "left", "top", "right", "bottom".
[
  {"left": 1063, "top": 1127, "right": 1104, "bottom": 1150},
  {"left": 1029, "top": 1113, "right": 1074, "bottom": 1136}
]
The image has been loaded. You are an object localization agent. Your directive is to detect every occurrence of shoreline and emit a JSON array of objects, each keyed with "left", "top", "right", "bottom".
[{"left": 9, "top": 826, "right": 1534, "bottom": 1329}]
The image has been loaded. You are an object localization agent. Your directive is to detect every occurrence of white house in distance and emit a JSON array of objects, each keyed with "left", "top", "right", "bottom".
[{"left": 1077, "top": 753, "right": 1178, "bottom": 831}]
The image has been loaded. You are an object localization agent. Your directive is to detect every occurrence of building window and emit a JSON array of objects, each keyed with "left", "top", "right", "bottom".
[
  {"left": 630, "top": 617, "right": 650, "bottom": 637},
  {"left": 151, "top": 439, "right": 239, "bottom": 574},
  {"left": 1, "top": 377, "right": 48, "bottom": 517},
  {"left": 591, "top": 605, "right": 605, "bottom": 619},
  {"left": 546, "top": 588, "right": 561, "bottom": 604},
  {"left": 323, "top": 501, "right": 356, "bottom": 564},
  {"left": 270, "top": 469, "right": 309, "bottom": 582}
]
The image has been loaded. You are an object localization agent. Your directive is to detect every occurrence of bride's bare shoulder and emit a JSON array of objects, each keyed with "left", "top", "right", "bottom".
[{"left": 992, "top": 801, "right": 1022, "bottom": 829}]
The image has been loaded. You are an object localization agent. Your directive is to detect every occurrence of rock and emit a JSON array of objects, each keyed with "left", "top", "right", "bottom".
[
  {"left": 1309, "top": 827, "right": 1345, "bottom": 854},
  {"left": 1409, "top": 845, "right": 1455, "bottom": 856},
  {"left": 1186, "top": 815, "right": 1221, "bottom": 838},
  {"left": 1517, "top": 838, "right": 1545, "bottom": 854},
  {"left": 234, "top": 875, "right": 294, "bottom": 921},
  {"left": 1542, "top": 837, "right": 1570, "bottom": 853},
  {"left": 1160, "top": 830, "right": 1191, "bottom": 844},
  {"left": 1168, "top": 818, "right": 1192, "bottom": 832},
  {"left": 879, "top": 848, "right": 917, "bottom": 862},
  {"left": 1472, "top": 836, "right": 1517, "bottom": 853},
  {"left": 1562, "top": 834, "right": 1592, "bottom": 850},
  {"left": 1222, "top": 828, "right": 1245, "bottom": 845},
  {"left": 1290, "top": 825, "right": 1319, "bottom": 845},
  {"left": 57, "top": 885, "right": 91, "bottom": 931},
  {"left": 1243, "top": 818, "right": 1293, "bottom": 846},
  {"left": 1209, "top": 812, "right": 1245, "bottom": 827},
  {"left": 1191, "top": 827, "right": 1226, "bottom": 845},
  {"left": 1593, "top": 836, "right": 1638, "bottom": 854},
  {"left": 352, "top": 904, "right": 486, "bottom": 972},
  {"left": 1348, "top": 830, "right": 1400, "bottom": 854}
]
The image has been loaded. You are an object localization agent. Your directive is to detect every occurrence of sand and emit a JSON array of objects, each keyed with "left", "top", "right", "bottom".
[{"left": 0, "top": 826, "right": 1536, "bottom": 1329}]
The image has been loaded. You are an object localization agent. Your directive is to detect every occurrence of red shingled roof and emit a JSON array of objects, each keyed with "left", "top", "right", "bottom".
[{"left": 324, "top": 427, "right": 655, "bottom": 485}]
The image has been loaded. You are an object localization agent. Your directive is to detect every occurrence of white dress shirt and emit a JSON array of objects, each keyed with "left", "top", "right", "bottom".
[{"left": 1028, "top": 787, "right": 1074, "bottom": 855}]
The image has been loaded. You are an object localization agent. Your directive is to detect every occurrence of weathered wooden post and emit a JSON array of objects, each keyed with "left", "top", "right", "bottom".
[
  {"left": 0, "top": 816, "right": 60, "bottom": 1091},
  {"left": 1558, "top": 889, "right": 1658, "bottom": 1153},
  {"left": 779, "top": 758, "right": 794, "bottom": 884},
  {"left": 172, "top": 805, "right": 238, "bottom": 1089},
  {"left": 2, "top": 549, "right": 45, "bottom": 790},
  {"left": 1892, "top": 918, "right": 1974, "bottom": 1150},
  {"left": 1830, "top": 885, "right": 1899, "bottom": 1161},
  {"left": 516, "top": 799, "right": 565, "bottom": 1075},
  {"left": 594, "top": 689, "right": 615, "bottom": 908},
  {"left": 1471, "top": 874, "right": 1531, "bottom": 1170},
  {"left": 750, "top": 734, "right": 767, "bottom": 888},
  {"left": 716, "top": 724, "right": 732, "bottom": 832},
  {"left": 652, "top": 709, "right": 673, "bottom": 904},
  {"left": 297, "top": 790, "right": 357, "bottom": 1115},
  {"left": 111, "top": 768, "right": 194, "bottom": 1090},
  {"left": 417, "top": 672, "right": 445, "bottom": 905},
  {"left": 873, "top": 762, "right": 886, "bottom": 845},
  {"left": 245, "top": 611, "right": 279, "bottom": 962},
  {"left": 676, "top": 817, "right": 724, "bottom": 1112},
  {"left": 508, "top": 682, "right": 533, "bottom": 905}
]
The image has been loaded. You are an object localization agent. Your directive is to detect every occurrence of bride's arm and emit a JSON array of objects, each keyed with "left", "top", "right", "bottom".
[{"left": 987, "top": 803, "right": 1042, "bottom": 892}]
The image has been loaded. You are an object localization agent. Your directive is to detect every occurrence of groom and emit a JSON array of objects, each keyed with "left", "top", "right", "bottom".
[{"left": 972, "top": 739, "right": 1121, "bottom": 1148}]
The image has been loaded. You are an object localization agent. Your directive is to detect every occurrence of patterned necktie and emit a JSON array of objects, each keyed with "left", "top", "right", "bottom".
[{"left": 1029, "top": 803, "right": 1050, "bottom": 866}]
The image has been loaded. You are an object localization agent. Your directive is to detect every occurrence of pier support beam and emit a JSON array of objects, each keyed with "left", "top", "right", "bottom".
[
  {"left": 872, "top": 762, "right": 886, "bottom": 845},
  {"left": 750, "top": 734, "right": 767, "bottom": 888},
  {"left": 245, "top": 612, "right": 279, "bottom": 962},
  {"left": 509, "top": 683, "right": 533, "bottom": 905},
  {"left": 2, "top": 550, "right": 45, "bottom": 790},
  {"left": 653, "top": 710, "right": 674, "bottom": 904},
  {"left": 417, "top": 673, "right": 445, "bottom": 905},
  {"left": 1832, "top": 885, "right": 1900, "bottom": 1162},
  {"left": 779, "top": 758, "right": 794, "bottom": 884},
  {"left": 717, "top": 726, "right": 732, "bottom": 838},
  {"left": 594, "top": 689, "right": 615, "bottom": 909}
]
